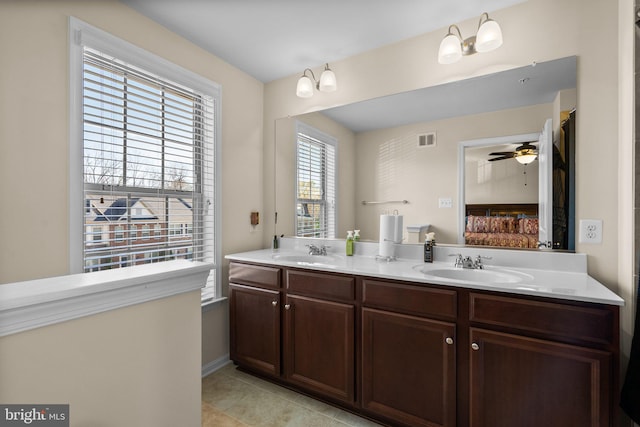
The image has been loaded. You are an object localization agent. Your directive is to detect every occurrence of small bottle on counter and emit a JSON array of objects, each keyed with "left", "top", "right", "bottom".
[
  {"left": 346, "top": 231, "right": 354, "bottom": 256},
  {"left": 354, "top": 230, "right": 360, "bottom": 241},
  {"left": 424, "top": 233, "right": 435, "bottom": 263}
]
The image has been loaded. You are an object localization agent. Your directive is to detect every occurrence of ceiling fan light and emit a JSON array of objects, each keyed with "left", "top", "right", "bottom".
[
  {"left": 296, "top": 75, "right": 314, "bottom": 98},
  {"left": 475, "top": 18, "right": 503, "bottom": 53},
  {"left": 438, "top": 33, "right": 462, "bottom": 64},
  {"left": 516, "top": 153, "right": 537, "bottom": 165},
  {"left": 319, "top": 65, "right": 337, "bottom": 92}
]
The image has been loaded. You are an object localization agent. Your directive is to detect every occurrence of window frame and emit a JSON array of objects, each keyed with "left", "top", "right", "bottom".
[
  {"left": 68, "top": 17, "right": 222, "bottom": 301},
  {"left": 294, "top": 121, "right": 337, "bottom": 238}
]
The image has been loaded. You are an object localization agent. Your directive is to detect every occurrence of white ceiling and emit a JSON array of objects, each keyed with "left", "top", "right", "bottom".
[{"left": 120, "top": 0, "right": 526, "bottom": 83}]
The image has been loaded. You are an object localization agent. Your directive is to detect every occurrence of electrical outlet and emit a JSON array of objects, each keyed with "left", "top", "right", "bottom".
[
  {"left": 438, "top": 198, "right": 452, "bottom": 208},
  {"left": 579, "top": 219, "right": 602, "bottom": 244}
]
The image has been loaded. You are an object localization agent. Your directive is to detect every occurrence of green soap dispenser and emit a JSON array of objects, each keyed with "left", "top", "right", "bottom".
[{"left": 346, "top": 230, "right": 354, "bottom": 256}]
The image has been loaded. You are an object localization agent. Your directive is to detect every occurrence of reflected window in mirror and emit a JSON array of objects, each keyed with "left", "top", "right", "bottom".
[{"left": 295, "top": 122, "right": 337, "bottom": 238}]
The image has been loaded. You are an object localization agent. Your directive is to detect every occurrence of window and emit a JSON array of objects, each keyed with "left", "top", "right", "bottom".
[
  {"left": 295, "top": 122, "right": 336, "bottom": 238},
  {"left": 69, "top": 18, "right": 220, "bottom": 302}
]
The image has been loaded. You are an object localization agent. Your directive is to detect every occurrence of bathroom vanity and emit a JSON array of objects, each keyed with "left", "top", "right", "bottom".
[{"left": 226, "top": 241, "right": 623, "bottom": 427}]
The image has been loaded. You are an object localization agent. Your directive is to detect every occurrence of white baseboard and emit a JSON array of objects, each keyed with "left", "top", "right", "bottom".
[{"left": 201, "top": 354, "right": 231, "bottom": 377}]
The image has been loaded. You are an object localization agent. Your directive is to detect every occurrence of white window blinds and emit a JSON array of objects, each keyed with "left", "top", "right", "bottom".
[
  {"left": 81, "top": 47, "right": 215, "bottom": 291},
  {"left": 295, "top": 122, "right": 336, "bottom": 238}
]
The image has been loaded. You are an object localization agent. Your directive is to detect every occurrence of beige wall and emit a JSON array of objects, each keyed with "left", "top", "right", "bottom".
[
  {"left": 0, "top": 291, "right": 202, "bottom": 426},
  {"left": 0, "top": 1, "right": 265, "bottom": 425},
  {"left": 353, "top": 103, "right": 552, "bottom": 244}
]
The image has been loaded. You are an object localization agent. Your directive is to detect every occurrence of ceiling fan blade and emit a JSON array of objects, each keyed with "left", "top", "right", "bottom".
[
  {"left": 489, "top": 151, "right": 515, "bottom": 156},
  {"left": 488, "top": 156, "right": 512, "bottom": 162}
]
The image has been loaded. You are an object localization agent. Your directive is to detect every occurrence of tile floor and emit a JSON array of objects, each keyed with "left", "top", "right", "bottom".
[{"left": 202, "top": 363, "right": 383, "bottom": 427}]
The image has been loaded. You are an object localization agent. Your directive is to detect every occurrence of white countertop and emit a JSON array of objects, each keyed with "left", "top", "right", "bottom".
[{"left": 226, "top": 242, "right": 624, "bottom": 306}]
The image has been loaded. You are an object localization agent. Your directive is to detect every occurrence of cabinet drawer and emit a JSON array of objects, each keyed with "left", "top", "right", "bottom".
[
  {"left": 469, "top": 293, "right": 616, "bottom": 346},
  {"left": 286, "top": 270, "right": 355, "bottom": 302},
  {"left": 362, "top": 278, "right": 457, "bottom": 320},
  {"left": 229, "top": 262, "right": 281, "bottom": 289}
]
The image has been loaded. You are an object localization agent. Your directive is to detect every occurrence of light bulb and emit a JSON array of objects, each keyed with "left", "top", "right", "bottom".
[
  {"left": 319, "top": 66, "right": 337, "bottom": 92},
  {"left": 296, "top": 75, "right": 314, "bottom": 98},
  {"left": 475, "top": 19, "right": 503, "bottom": 53},
  {"left": 438, "top": 33, "right": 462, "bottom": 64},
  {"left": 515, "top": 153, "right": 537, "bottom": 165}
]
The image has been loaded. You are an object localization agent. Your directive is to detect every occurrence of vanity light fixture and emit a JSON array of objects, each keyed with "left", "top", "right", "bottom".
[
  {"left": 438, "top": 12, "right": 503, "bottom": 64},
  {"left": 296, "top": 63, "right": 337, "bottom": 98}
]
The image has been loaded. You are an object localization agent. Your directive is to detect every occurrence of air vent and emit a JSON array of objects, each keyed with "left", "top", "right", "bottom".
[{"left": 417, "top": 132, "right": 436, "bottom": 148}]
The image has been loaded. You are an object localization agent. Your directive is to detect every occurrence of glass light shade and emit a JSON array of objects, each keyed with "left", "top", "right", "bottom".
[
  {"left": 475, "top": 19, "right": 503, "bottom": 53},
  {"left": 319, "top": 68, "right": 337, "bottom": 92},
  {"left": 296, "top": 75, "right": 314, "bottom": 98},
  {"left": 515, "top": 153, "right": 537, "bottom": 165},
  {"left": 438, "top": 33, "right": 462, "bottom": 64}
]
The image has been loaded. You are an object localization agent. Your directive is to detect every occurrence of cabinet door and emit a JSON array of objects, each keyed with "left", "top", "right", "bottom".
[
  {"left": 469, "top": 328, "right": 612, "bottom": 427},
  {"left": 283, "top": 294, "right": 355, "bottom": 404},
  {"left": 362, "top": 308, "right": 456, "bottom": 427},
  {"left": 229, "top": 283, "right": 281, "bottom": 377}
]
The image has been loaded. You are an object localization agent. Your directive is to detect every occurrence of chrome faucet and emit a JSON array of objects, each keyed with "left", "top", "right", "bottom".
[
  {"left": 306, "top": 244, "right": 328, "bottom": 255},
  {"left": 451, "top": 253, "right": 492, "bottom": 269},
  {"left": 462, "top": 256, "right": 475, "bottom": 269}
]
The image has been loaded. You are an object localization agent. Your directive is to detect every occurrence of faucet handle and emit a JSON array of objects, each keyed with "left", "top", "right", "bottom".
[
  {"left": 449, "top": 253, "right": 463, "bottom": 267},
  {"left": 474, "top": 255, "right": 491, "bottom": 269}
]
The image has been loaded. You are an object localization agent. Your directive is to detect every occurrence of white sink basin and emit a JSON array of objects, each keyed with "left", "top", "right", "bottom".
[
  {"left": 414, "top": 265, "right": 533, "bottom": 284},
  {"left": 272, "top": 253, "right": 341, "bottom": 267}
]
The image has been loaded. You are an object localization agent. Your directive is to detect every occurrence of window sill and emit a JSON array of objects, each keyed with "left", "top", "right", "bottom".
[
  {"left": 0, "top": 260, "right": 213, "bottom": 337},
  {"left": 201, "top": 296, "right": 227, "bottom": 312}
]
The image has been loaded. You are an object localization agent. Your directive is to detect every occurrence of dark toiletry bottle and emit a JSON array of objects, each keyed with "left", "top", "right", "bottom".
[{"left": 424, "top": 238, "right": 434, "bottom": 263}]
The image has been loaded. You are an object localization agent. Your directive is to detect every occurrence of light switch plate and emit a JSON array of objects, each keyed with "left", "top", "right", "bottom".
[{"left": 438, "top": 198, "right": 452, "bottom": 208}]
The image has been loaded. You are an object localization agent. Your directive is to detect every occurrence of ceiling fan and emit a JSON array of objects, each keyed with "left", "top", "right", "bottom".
[{"left": 488, "top": 142, "right": 538, "bottom": 164}]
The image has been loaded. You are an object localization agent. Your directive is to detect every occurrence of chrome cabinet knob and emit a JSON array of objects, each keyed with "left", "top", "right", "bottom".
[
  {"left": 284, "top": 304, "right": 291, "bottom": 310},
  {"left": 271, "top": 301, "right": 278, "bottom": 306},
  {"left": 445, "top": 337, "right": 454, "bottom": 345},
  {"left": 471, "top": 343, "right": 480, "bottom": 351}
]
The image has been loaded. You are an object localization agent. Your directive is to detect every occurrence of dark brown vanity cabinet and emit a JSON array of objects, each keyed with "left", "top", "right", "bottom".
[
  {"left": 284, "top": 269, "right": 356, "bottom": 404},
  {"left": 229, "top": 262, "right": 282, "bottom": 377},
  {"left": 467, "top": 293, "right": 619, "bottom": 427},
  {"left": 229, "top": 261, "right": 620, "bottom": 427},
  {"left": 361, "top": 279, "right": 458, "bottom": 427},
  {"left": 229, "top": 263, "right": 357, "bottom": 405}
]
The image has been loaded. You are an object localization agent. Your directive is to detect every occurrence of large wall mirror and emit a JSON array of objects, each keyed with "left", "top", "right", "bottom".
[{"left": 274, "top": 56, "right": 576, "bottom": 251}]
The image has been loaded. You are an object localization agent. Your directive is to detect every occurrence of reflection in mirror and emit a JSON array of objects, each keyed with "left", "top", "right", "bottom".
[{"left": 274, "top": 56, "right": 576, "bottom": 251}]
